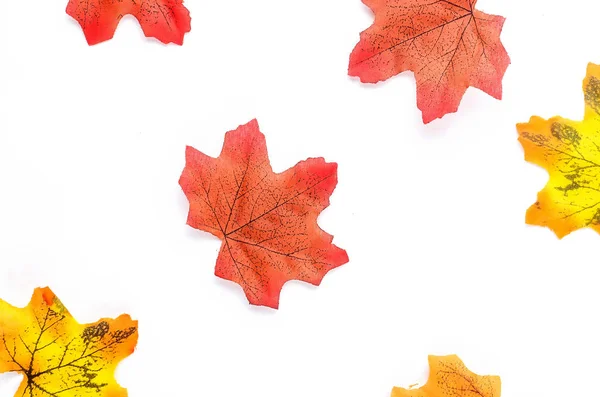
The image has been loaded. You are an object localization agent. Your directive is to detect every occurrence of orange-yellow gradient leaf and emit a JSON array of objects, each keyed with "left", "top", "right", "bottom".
[
  {"left": 517, "top": 63, "right": 600, "bottom": 238},
  {"left": 391, "top": 355, "right": 501, "bottom": 397},
  {"left": 0, "top": 287, "right": 138, "bottom": 397}
]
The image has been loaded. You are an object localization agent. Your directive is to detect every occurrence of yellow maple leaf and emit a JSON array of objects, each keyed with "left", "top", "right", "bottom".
[
  {"left": 391, "top": 355, "right": 500, "bottom": 397},
  {"left": 518, "top": 63, "right": 600, "bottom": 238},
  {"left": 0, "top": 287, "right": 138, "bottom": 397}
]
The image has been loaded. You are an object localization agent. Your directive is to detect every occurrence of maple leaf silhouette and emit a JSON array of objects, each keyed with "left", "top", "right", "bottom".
[
  {"left": 66, "top": 0, "right": 191, "bottom": 45},
  {"left": 392, "top": 355, "right": 500, "bottom": 397},
  {"left": 179, "top": 119, "right": 349, "bottom": 309},
  {"left": 518, "top": 63, "right": 600, "bottom": 238},
  {"left": 349, "top": 0, "right": 510, "bottom": 123},
  {"left": 0, "top": 287, "right": 138, "bottom": 397}
]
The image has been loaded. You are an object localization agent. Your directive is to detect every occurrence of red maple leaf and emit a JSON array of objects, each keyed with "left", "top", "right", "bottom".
[
  {"left": 349, "top": 0, "right": 510, "bottom": 123},
  {"left": 179, "top": 119, "right": 349, "bottom": 309},
  {"left": 66, "top": 0, "right": 191, "bottom": 45}
]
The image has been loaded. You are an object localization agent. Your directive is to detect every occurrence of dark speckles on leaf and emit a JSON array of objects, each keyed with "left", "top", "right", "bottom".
[
  {"left": 112, "top": 327, "right": 137, "bottom": 342},
  {"left": 521, "top": 131, "right": 551, "bottom": 149},
  {"left": 348, "top": 0, "right": 510, "bottom": 123},
  {"left": 585, "top": 76, "right": 600, "bottom": 115},
  {"left": 82, "top": 321, "right": 110, "bottom": 343},
  {"left": 551, "top": 122, "right": 581, "bottom": 146},
  {"left": 556, "top": 173, "right": 581, "bottom": 195},
  {"left": 79, "top": 372, "right": 108, "bottom": 391}
]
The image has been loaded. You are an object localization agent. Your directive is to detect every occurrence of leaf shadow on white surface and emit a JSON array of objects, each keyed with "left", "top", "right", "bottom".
[
  {"left": 213, "top": 277, "right": 277, "bottom": 315},
  {"left": 414, "top": 112, "right": 460, "bottom": 136},
  {"left": 64, "top": 15, "right": 80, "bottom": 29}
]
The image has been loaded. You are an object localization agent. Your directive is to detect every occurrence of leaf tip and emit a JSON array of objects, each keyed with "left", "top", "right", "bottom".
[
  {"left": 550, "top": 227, "right": 570, "bottom": 240},
  {"left": 39, "top": 287, "right": 55, "bottom": 306},
  {"left": 586, "top": 62, "right": 600, "bottom": 76},
  {"left": 183, "top": 145, "right": 207, "bottom": 169},
  {"left": 184, "top": 144, "right": 196, "bottom": 157},
  {"left": 242, "top": 118, "right": 261, "bottom": 134},
  {"left": 421, "top": 114, "right": 435, "bottom": 124},
  {"left": 421, "top": 109, "right": 452, "bottom": 125}
]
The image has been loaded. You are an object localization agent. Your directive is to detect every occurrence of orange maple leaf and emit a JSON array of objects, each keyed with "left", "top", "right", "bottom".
[
  {"left": 392, "top": 355, "right": 501, "bottom": 397},
  {"left": 0, "top": 287, "right": 138, "bottom": 397},
  {"left": 179, "top": 119, "right": 349, "bottom": 309},
  {"left": 349, "top": 0, "right": 510, "bottom": 123},
  {"left": 517, "top": 63, "right": 600, "bottom": 238},
  {"left": 66, "top": 0, "right": 191, "bottom": 45}
]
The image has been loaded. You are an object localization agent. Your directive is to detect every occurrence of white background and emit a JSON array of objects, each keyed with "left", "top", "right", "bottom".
[{"left": 0, "top": 0, "right": 599, "bottom": 396}]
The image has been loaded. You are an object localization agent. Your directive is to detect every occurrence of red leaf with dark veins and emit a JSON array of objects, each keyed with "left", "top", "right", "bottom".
[
  {"left": 179, "top": 119, "right": 349, "bottom": 309},
  {"left": 349, "top": 0, "right": 510, "bottom": 123},
  {"left": 66, "top": 0, "right": 191, "bottom": 45}
]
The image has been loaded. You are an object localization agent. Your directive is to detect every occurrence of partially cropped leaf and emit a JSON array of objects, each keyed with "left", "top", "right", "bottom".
[
  {"left": 518, "top": 63, "right": 600, "bottom": 238},
  {"left": 66, "top": 0, "right": 191, "bottom": 45},
  {"left": 179, "top": 119, "right": 349, "bottom": 309},
  {"left": 349, "top": 0, "right": 510, "bottom": 123},
  {"left": 0, "top": 287, "right": 138, "bottom": 397},
  {"left": 392, "top": 355, "right": 500, "bottom": 397}
]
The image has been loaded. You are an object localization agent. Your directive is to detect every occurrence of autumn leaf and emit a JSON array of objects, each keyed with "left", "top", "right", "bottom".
[
  {"left": 516, "top": 63, "right": 600, "bottom": 238},
  {"left": 391, "top": 355, "right": 500, "bottom": 397},
  {"left": 349, "top": 0, "right": 510, "bottom": 123},
  {"left": 66, "top": 0, "right": 191, "bottom": 45},
  {"left": 179, "top": 119, "right": 349, "bottom": 309},
  {"left": 0, "top": 287, "right": 138, "bottom": 397}
]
